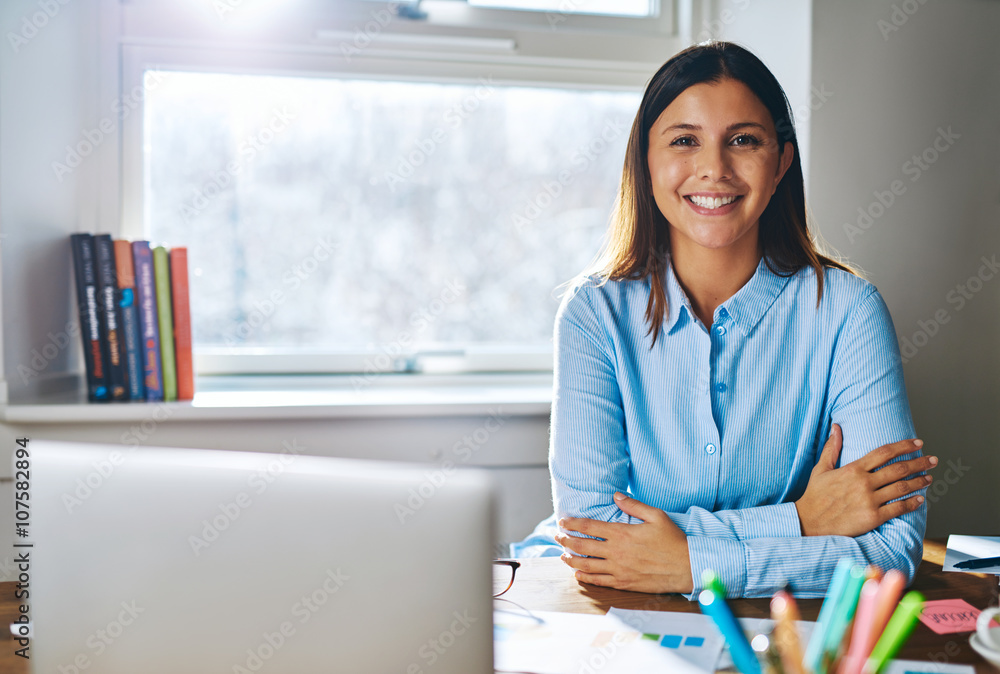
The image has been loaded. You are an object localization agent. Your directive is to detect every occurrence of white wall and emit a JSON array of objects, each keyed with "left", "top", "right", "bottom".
[{"left": 808, "top": 0, "right": 1000, "bottom": 536}]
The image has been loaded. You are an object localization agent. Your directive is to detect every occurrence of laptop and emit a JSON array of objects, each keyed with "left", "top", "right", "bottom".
[{"left": 29, "top": 440, "right": 495, "bottom": 674}]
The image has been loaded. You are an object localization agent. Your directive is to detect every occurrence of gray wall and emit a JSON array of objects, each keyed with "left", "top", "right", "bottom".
[{"left": 808, "top": 1, "right": 1000, "bottom": 537}]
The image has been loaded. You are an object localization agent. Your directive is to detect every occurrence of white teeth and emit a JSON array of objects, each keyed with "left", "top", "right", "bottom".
[{"left": 689, "top": 195, "right": 738, "bottom": 209}]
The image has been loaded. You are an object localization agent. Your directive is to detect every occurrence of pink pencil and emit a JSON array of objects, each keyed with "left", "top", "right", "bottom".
[
  {"left": 869, "top": 570, "right": 906, "bottom": 642},
  {"left": 838, "top": 578, "right": 881, "bottom": 674}
]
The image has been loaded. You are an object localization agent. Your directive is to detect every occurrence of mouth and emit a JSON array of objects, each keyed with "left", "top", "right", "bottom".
[{"left": 684, "top": 194, "right": 742, "bottom": 210}]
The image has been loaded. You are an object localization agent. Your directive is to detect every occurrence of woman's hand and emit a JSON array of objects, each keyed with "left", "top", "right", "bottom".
[
  {"left": 554, "top": 492, "right": 694, "bottom": 594},
  {"left": 795, "top": 424, "right": 937, "bottom": 537}
]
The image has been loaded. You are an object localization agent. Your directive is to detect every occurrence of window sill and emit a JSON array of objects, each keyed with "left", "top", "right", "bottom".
[{"left": 0, "top": 373, "right": 553, "bottom": 424}]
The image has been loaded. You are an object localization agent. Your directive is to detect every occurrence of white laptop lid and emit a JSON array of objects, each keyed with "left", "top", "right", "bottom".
[{"left": 29, "top": 440, "right": 494, "bottom": 674}]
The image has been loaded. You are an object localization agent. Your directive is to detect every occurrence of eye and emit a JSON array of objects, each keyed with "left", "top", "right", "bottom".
[
  {"left": 732, "top": 134, "right": 762, "bottom": 147},
  {"left": 669, "top": 136, "right": 697, "bottom": 147}
]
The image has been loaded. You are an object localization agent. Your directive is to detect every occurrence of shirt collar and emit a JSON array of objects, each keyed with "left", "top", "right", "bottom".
[{"left": 663, "top": 256, "right": 791, "bottom": 337}]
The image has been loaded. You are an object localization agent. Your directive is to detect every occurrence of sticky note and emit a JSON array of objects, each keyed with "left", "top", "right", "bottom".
[{"left": 917, "top": 598, "right": 981, "bottom": 634}]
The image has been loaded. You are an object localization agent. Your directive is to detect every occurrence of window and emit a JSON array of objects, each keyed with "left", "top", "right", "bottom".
[
  {"left": 144, "top": 69, "right": 639, "bottom": 370},
  {"left": 119, "top": 0, "right": 684, "bottom": 374}
]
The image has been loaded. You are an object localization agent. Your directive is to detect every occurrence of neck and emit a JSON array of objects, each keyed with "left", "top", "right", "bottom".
[{"left": 670, "top": 240, "right": 761, "bottom": 327}]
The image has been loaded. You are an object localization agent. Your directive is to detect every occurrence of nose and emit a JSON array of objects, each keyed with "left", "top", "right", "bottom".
[{"left": 696, "top": 142, "right": 733, "bottom": 181}]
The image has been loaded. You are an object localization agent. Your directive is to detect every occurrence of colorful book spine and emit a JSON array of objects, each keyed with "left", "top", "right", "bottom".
[
  {"left": 170, "top": 247, "right": 195, "bottom": 400},
  {"left": 153, "top": 246, "right": 177, "bottom": 402},
  {"left": 93, "top": 234, "right": 129, "bottom": 401},
  {"left": 114, "top": 240, "right": 146, "bottom": 401},
  {"left": 69, "top": 234, "right": 109, "bottom": 402},
  {"left": 132, "top": 241, "right": 163, "bottom": 401}
]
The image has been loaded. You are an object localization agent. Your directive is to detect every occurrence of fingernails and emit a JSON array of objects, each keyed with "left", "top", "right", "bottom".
[
  {"left": 928, "top": 456, "right": 938, "bottom": 466},
  {"left": 916, "top": 496, "right": 925, "bottom": 504},
  {"left": 614, "top": 492, "right": 626, "bottom": 502},
  {"left": 913, "top": 439, "right": 924, "bottom": 448},
  {"left": 557, "top": 518, "right": 567, "bottom": 528}
]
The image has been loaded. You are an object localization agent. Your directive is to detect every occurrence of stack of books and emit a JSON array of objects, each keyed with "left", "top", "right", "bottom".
[{"left": 70, "top": 234, "right": 194, "bottom": 403}]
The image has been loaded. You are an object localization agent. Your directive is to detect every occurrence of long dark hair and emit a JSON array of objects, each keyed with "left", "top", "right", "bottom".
[{"left": 591, "top": 41, "right": 851, "bottom": 344}]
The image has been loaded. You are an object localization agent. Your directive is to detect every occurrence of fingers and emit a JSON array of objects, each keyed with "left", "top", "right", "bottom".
[
  {"left": 613, "top": 492, "right": 663, "bottom": 523},
  {"left": 875, "top": 474, "right": 933, "bottom": 504},
  {"left": 560, "top": 551, "right": 610, "bottom": 575},
  {"left": 554, "top": 531, "right": 605, "bottom": 558},
  {"left": 816, "top": 423, "right": 843, "bottom": 472},
  {"left": 870, "top": 454, "right": 938, "bottom": 489},
  {"left": 558, "top": 517, "right": 612, "bottom": 540},
  {"left": 876, "top": 491, "right": 926, "bottom": 526},
  {"left": 857, "top": 438, "right": 925, "bottom": 472}
]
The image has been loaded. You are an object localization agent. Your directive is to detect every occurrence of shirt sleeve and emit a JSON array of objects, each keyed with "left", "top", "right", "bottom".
[
  {"left": 686, "top": 289, "right": 926, "bottom": 598},
  {"left": 551, "top": 285, "right": 810, "bottom": 544}
]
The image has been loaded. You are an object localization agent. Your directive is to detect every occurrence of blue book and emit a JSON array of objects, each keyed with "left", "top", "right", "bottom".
[{"left": 132, "top": 241, "right": 163, "bottom": 401}]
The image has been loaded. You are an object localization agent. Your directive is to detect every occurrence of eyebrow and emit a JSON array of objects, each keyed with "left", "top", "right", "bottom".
[{"left": 661, "top": 122, "right": 768, "bottom": 134}]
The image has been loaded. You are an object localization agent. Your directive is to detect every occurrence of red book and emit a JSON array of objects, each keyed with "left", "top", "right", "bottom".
[{"left": 170, "top": 247, "right": 195, "bottom": 400}]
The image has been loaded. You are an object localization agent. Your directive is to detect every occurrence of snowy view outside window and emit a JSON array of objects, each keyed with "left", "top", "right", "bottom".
[{"left": 144, "top": 70, "right": 640, "bottom": 354}]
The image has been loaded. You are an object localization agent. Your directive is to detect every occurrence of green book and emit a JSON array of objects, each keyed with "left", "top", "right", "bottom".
[{"left": 153, "top": 246, "right": 177, "bottom": 402}]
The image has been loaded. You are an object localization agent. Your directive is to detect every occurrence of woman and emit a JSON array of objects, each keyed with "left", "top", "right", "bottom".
[{"left": 512, "top": 42, "right": 936, "bottom": 599}]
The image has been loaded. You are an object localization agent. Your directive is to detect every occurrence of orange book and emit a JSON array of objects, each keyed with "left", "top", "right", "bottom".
[{"left": 169, "top": 247, "right": 195, "bottom": 400}]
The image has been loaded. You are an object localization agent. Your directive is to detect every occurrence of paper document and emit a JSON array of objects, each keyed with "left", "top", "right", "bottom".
[
  {"left": 881, "top": 660, "right": 975, "bottom": 674},
  {"left": 494, "top": 608, "right": 708, "bottom": 673},
  {"left": 943, "top": 535, "right": 1000, "bottom": 573}
]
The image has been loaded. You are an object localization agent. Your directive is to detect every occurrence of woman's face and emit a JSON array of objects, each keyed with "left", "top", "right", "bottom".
[{"left": 647, "top": 77, "right": 794, "bottom": 259}]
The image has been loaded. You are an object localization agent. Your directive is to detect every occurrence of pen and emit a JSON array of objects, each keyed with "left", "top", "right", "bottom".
[
  {"left": 703, "top": 569, "right": 728, "bottom": 598},
  {"left": 954, "top": 555, "right": 1000, "bottom": 569},
  {"left": 771, "top": 588, "right": 806, "bottom": 674},
  {"left": 804, "top": 558, "right": 854, "bottom": 674},
  {"left": 861, "top": 591, "right": 925, "bottom": 674},
  {"left": 837, "top": 578, "right": 880, "bottom": 674},
  {"left": 699, "top": 585, "right": 762, "bottom": 674}
]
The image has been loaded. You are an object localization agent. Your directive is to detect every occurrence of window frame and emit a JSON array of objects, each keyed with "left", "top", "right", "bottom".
[{"left": 118, "top": 1, "right": 693, "bottom": 375}]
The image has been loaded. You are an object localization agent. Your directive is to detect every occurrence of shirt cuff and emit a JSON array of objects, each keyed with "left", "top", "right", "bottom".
[
  {"left": 740, "top": 502, "right": 803, "bottom": 540},
  {"left": 686, "top": 536, "right": 748, "bottom": 601}
]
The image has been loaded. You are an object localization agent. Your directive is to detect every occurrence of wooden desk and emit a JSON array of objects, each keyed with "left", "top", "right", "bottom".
[
  {"left": 498, "top": 540, "right": 1000, "bottom": 673},
  {"left": 1, "top": 540, "right": 996, "bottom": 673}
]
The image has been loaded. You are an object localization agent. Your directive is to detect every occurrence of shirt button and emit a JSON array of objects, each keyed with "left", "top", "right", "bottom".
[
  {"left": 714, "top": 325, "right": 726, "bottom": 336},
  {"left": 705, "top": 443, "right": 717, "bottom": 455},
  {"left": 715, "top": 383, "right": 727, "bottom": 392}
]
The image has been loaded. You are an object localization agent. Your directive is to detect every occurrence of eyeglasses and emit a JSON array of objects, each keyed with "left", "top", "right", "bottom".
[{"left": 492, "top": 560, "right": 521, "bottom": 597}]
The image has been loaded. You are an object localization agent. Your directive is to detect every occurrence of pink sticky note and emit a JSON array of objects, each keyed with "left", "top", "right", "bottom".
[{"left": 918, "top": 598, "right": 981, "bottom": 634}]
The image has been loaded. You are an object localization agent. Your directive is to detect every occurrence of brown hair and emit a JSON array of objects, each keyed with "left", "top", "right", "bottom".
[{"left": 590, "top": 41, "right": 851, "bottom": 344}]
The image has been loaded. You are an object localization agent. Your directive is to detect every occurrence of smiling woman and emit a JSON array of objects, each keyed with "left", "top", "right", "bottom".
[{"left": 513, "top": 42, "right": 935, "bottom": 599}]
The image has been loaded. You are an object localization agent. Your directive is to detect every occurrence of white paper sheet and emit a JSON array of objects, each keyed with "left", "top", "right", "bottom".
[
  {"left": 494, "top": 608, "right": 709, "bottom": 673},
  {"left": 943, "top": 534, "right": 1000, "bottom": 573},
  {"left": 605, "top": 608, "right": 726, "bottom": 672}
]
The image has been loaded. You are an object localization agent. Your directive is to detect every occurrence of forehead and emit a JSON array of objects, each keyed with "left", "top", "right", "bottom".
[{"left": 653, "top": 78, "right": 775, "bottom": 131}]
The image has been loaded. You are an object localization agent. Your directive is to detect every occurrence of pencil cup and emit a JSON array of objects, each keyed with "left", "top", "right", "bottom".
[{"left": 976, "top": 607, "right": 1000, "bottom": 652}]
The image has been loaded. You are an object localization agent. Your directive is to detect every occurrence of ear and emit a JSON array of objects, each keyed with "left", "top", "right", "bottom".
[{"left": 772, "top": 140, "right": 795, "bottom": 194}]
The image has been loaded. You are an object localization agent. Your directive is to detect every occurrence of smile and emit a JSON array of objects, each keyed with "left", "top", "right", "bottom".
[{"left": 686, "top": 195, "right": 741, "bottom": 209}]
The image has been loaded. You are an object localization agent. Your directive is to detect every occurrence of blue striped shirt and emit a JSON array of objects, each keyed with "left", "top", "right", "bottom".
[{"left": 512, "top": 257, "right": 925, "bottom": 599}]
